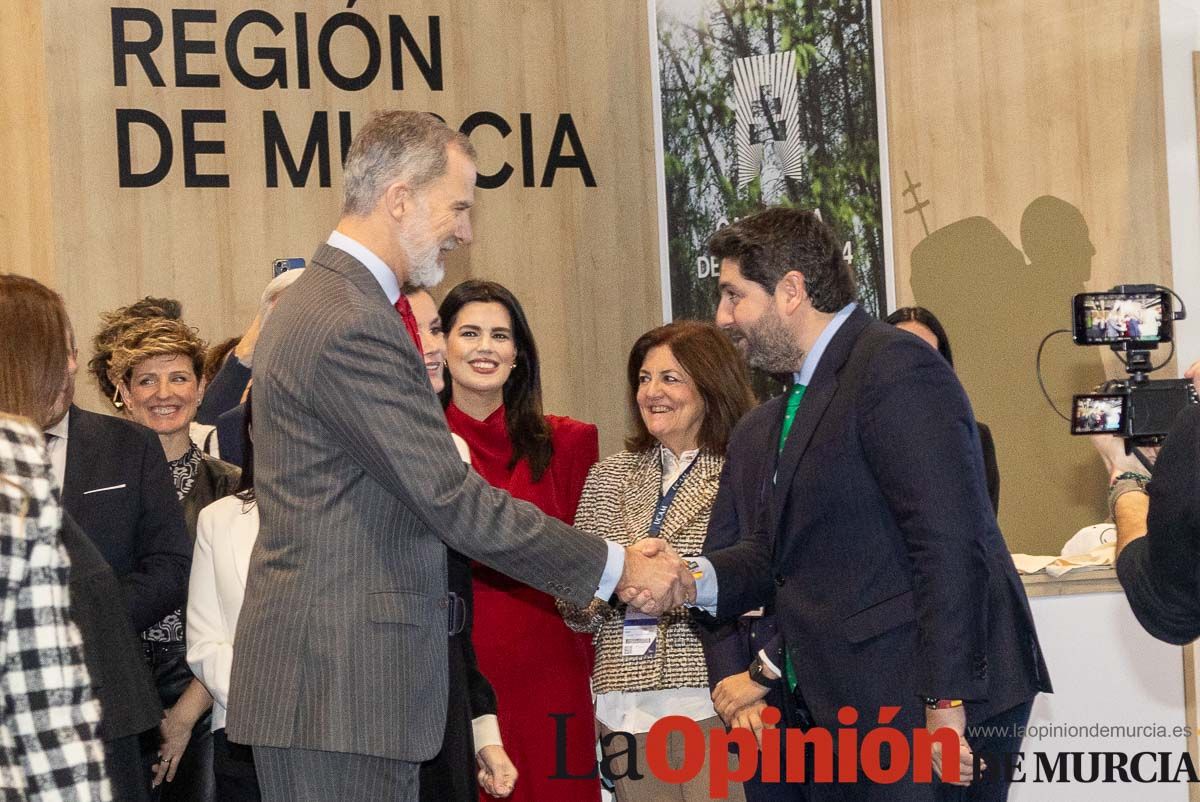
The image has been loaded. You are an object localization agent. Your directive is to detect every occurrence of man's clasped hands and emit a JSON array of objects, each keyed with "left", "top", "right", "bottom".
[{"left": 615, "top": 538, "right": 697, "bottom": 615}]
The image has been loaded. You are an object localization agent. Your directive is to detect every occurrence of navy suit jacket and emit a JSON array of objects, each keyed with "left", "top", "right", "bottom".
[
  {"left": 705, "top": 308, "right": 1050, "bottom": 731},
  {"left": 62, "top": 406, "right": 192, "bottom": 633},
  {"left": 698, "top": 402, "right": 785, "bottom": 699}
]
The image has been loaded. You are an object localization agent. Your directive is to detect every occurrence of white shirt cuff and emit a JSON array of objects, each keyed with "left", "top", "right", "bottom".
[
  {"left": 472, "top": 714, "right": 503, "bottom": 752},
  {"left": 595, "top": 540, "right": 625, "bottom": 600},
  {"left": 757, "top": 648, "right": 782, "bottom": 679},
  {"left": 690, "top": 556, "right": 718, "bottom": 613}
]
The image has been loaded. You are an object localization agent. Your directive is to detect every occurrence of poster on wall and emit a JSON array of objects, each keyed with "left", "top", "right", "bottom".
[{"left": 652, "top": 0, "right": 886, "bottom": 326}]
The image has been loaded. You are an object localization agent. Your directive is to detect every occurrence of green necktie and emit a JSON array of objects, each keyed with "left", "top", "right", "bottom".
[
  {"left": 777, "top": 383, "right": 805, "bottom": 692},
  {"left": 777, "top": 383, "right": 806, "bottom": 453}
]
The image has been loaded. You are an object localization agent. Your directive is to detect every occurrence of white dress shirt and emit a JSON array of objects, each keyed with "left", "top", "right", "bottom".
[{"left": 43, "top": 411, "right": 70, "bottom": 489}]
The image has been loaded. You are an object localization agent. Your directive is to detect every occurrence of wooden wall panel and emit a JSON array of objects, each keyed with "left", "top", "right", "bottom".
[
  {"left": 883, "top": 0, "right": 1173, "bottom": 554},
  {"left": 0, "top": 1, "right": 55, "bottom": 286},
  {"left": 15, "top": 0, "right": 660, "bottom": 456}
]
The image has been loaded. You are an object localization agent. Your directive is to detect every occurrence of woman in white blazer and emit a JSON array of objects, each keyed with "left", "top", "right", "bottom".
[{"left": 186, "top": 397, "right": 261, "bottom": 801}]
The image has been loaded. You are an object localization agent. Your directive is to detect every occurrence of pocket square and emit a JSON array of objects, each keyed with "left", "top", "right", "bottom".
[{"left": 82, "top": 483, "right": 127, "bottom": 495}]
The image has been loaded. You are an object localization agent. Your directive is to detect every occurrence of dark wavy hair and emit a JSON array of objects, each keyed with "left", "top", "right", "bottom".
[
  {"left": 885, "top": 306, "right": 954, "bottom": 367},
  {"left": 438, "top": 280, "right": 554, "bottom": 482},
  {"left": 707, "top": 207, "right": 856, "bottom": 313},
  {"left": 625, "top": 321, "right": 756, "bottom": 455}
]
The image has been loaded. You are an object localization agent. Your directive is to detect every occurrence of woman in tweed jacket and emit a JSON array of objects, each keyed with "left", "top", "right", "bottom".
[{"left": 560, "top": 321, "right": 754, "bottom": 802}]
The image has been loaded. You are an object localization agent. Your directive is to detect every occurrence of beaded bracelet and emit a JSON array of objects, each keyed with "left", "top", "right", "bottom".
[{"left": 1107, "top": 471, "right": 1151, "bottom": 520}]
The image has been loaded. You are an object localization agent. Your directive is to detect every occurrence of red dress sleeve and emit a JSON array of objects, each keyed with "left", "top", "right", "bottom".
[{"left": 547, "top": 416, "right": 599, "bottom": 525}]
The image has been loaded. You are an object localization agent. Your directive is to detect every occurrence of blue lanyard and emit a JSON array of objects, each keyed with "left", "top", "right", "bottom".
[{"left": 648, "top": 457, "right": 697, "bottom": 535}]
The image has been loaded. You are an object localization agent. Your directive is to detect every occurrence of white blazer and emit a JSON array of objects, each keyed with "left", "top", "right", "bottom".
[{"left": 187, "top": 494, "right": 259, "bottom": 732}]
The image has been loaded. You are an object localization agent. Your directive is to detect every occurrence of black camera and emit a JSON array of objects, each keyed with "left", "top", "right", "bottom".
[{"left": 1069, "top": 284, "right": 1194, "bottom": 446}]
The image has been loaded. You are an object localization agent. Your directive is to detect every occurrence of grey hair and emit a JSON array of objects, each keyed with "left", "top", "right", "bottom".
[
  {"left": 257, "top": 268, "right": 305, "bottom": 341},
  {"left": 341, "top": 111, "right": 476, "bottom": 216}
]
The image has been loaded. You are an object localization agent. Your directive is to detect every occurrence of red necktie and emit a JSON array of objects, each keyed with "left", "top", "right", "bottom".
[{"left": 394, "top": 294, "right": 423, "bottom": 352}]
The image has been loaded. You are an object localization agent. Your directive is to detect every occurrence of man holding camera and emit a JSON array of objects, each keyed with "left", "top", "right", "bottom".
[{"left": 1095, "top": 360, "right": 1200, "bottom": 644}]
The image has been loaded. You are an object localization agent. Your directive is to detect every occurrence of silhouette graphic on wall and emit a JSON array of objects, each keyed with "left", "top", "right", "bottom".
[{"left": 908, "top": 195, "right": 1108, "bottom": 552}]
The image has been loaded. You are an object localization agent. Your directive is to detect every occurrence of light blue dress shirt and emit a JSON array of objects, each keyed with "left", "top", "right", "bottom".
[{"left": 691, "top": 302, "right": 858, "bottom": 613}]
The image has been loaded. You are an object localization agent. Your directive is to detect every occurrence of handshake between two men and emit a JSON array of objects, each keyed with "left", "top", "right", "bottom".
[{"left": 615, "top": 538, "right": 698, "bottom": 615}]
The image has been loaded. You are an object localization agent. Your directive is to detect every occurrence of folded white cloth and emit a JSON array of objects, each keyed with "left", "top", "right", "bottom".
[{"left": 1011, "top": 542, "right": 1115, "bottom": 577}]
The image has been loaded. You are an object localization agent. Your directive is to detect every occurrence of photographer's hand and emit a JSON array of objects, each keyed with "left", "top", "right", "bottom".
[
  {"left": 1091, "top": 435, "right": 1145, "bottom": 482},
  {"left": 1186, "top": 360, "right": 1200, "bottom": 397}
]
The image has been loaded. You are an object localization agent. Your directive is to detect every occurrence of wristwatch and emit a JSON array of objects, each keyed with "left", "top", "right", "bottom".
[
  {"left": 748, "top": 655, "right": 782, "bottom": 689},
  {"left": 921, "top": 696, "right": 963, "bottom": 710}
]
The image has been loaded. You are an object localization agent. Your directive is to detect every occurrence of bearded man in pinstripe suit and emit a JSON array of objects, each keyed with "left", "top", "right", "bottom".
[{"left": 226, "top": 111, "right": 694, "bottom": 801}]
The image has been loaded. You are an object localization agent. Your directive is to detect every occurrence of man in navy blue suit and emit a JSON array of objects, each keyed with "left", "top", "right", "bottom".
[
  {"left": 686, "top": 208, "right": 1050, "bottom": 801},
  {"left": 698, "top": 397, "right": 796, "bottom": 801}
]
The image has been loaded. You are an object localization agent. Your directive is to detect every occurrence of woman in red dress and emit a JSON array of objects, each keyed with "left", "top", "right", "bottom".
[{"left": 439, "top": 280, "right": 601, "bottom": 802}]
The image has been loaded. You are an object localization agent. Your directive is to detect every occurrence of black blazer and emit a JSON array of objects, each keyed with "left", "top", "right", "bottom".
[
  {"left": 61, "top": 406, "right": 191, "bottom": 633},
  {"left": 706, "top": 308, "right": 1050, "bottom": 732},
  {"left": 60, "top": 512, "right": 162, "bottom": 740}
]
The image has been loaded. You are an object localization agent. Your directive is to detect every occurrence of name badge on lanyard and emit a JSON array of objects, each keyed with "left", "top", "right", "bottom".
[
  {"left": 622, "top": 609, "right": 658, "bottom": 656},
  {"left": 622, "top": 457, "right": 697, "bottom": 659}
]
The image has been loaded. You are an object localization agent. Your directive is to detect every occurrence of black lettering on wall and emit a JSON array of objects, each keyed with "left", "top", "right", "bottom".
[
  {"left": 116, "top": 108, "right": 172, "bottom": 187},
  {"left": 182, "top": 109, "right": 229, "bottom": 187},
  {"left": 459, "top": 111, "right": 513, "bottom": 189},
  {"left": 388, "top": 15, "right": 442, "bottom": 91},
  {"left": 338, "top": 111, "right": 354, "bottom": 165},
  {"left": 263, "top": 111, "right": 332, "bottom": 188},
  {"left": 317, "top": 13, "right": 381, "bottom": 91},
  {"left": 226, "top": 10, "right": 287, "bottom": 90},
  {"left": 172, "top": 8, "right": 220, "bottom": 88},
  {"left": 542, "top": 113, "right": 596, "bottom": 187},
  {"left": 295, "top": 12, "right": 311, "bottom": 90},
  {"left": 519, "top": 113, "right": 535, "bottom": 187},
  {"left": 112, "top": 7, "right": 165, "bottom": 87}
]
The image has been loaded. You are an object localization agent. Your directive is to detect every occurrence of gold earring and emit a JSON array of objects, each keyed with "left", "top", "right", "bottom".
[{"left": 111, "top": 385, "right": 124, "bottom": 410}]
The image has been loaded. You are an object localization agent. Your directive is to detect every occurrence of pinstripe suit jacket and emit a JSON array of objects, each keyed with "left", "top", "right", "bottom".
[{"left": 226, "top": 244, "right": 610, "bottom": 762}]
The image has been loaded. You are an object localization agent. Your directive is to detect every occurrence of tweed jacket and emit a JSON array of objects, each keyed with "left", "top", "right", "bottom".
[{"left": 561, "top": 447, "right": 722, "bottom": 694}]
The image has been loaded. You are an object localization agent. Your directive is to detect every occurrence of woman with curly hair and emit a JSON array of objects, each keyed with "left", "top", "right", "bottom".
[{"left": 102, "top": 314, "right": 241, "bottom": 802}]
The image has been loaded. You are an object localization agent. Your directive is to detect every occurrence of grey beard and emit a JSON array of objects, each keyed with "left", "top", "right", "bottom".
[
  {"left": 407, "top": 258, "right": 444, "bottom": 289},
  {"left": 403, "top": 240, "right": 445, "bottom": 289}
]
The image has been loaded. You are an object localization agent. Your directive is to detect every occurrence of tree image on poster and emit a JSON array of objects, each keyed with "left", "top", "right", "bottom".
[{"left": 657, "top": 0, "right": 884, "bottom": 325}]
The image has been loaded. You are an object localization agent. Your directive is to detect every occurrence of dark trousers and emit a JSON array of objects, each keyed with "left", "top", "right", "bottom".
[
  {"left": 255, "top": 746, "right": 419, "bottom": 802},
  {"left": 214, "top": 729, "right": 262, "bottom": 802},
  {"left": 105, "top": 733, "right": 151, "bottom": 802},
  {"left": 760, "top": 700, "right": 1034, "bottom": 802},
  {"left": 141, "top": 642, "right": 214, "bottom": 802}
]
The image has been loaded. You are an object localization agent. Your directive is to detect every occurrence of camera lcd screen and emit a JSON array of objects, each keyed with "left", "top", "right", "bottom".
[
  {"left": 1071, "top": 394, "right": 1126, "bottom": 435},
  {"left": 1073, "top": 291, "right": 1171, "bottom": 345}
]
